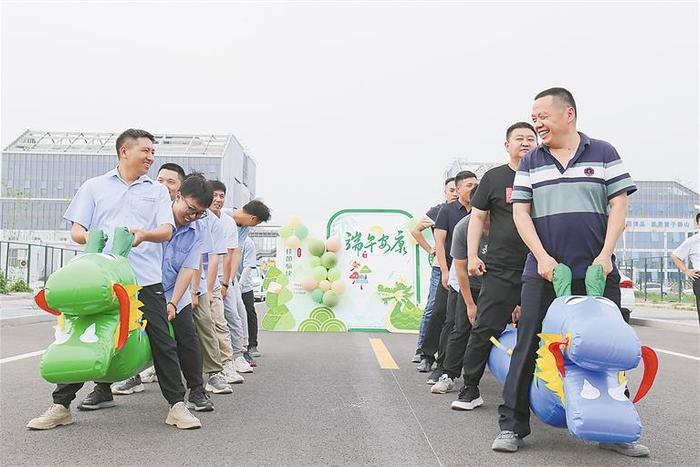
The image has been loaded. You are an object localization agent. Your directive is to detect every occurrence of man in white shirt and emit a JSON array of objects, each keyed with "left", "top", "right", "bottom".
[{"left": 671, "top": 212, "right": 700, "bottom": 325}]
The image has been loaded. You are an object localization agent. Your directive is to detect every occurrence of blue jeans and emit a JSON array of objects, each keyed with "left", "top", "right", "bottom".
[{"left": 416, "top": 266, "right": 441, "bottom": 349}]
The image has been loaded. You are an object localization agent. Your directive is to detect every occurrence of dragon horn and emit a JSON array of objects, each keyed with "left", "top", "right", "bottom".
[
  {"left": 548, "top": 337, "right": 570, "bottom": 378},
  {"left": 113, "top": 283, "right": 131, "bottom": 351},
  {"left": 632, "top": 346, "right": 659, "bottom": 404},
  {"left": 34, "top": 289, "right": 61, "bottom": 316}
]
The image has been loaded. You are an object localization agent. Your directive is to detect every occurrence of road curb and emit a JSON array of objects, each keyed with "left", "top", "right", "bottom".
[{"left": 630, "top": 317, "right": 699, "bottom": 334}]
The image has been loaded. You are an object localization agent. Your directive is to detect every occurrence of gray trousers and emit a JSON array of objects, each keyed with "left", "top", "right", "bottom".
[{"left": 222, "top": 278, "right": 249, "bottom": 358}]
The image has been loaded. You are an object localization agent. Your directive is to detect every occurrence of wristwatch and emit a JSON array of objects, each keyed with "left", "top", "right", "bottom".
[{"left": 221, "top": 283, "right": 229, "bottom": 289}]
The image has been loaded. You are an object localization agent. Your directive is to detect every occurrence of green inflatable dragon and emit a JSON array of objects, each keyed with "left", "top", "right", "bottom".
[{"left": 34, "top": 228, "right": 152, "bottom": 384}]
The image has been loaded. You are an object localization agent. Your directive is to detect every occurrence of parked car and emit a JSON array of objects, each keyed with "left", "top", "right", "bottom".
[
  {"left": 641, "top": 282, "right": 665, "bottom": 295},
  {"left": 251, "top": 268, "right": 264, "bottom": 302},
  {"left": 619, "top": 272, "right": 635, "bottom": 321}
]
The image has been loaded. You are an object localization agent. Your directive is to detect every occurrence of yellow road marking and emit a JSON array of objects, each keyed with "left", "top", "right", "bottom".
[{"left": 369, "top": 338, "right": 399, "bottom": 369}]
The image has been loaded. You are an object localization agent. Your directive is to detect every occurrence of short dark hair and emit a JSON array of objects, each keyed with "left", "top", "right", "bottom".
[
  {"left": 444, "top": 177, "right": 455, "bottom": 186},
  {"left": 454, "top": 170, "right": 477, "bottom": 186},
  {"left": 208, "top": 179, "right": 227, "bottom": 194},
  {"left": 115, "top": 129, "right": 155, "bottom": 157},
  {"left": 506, "top": 122, "right": 537, "bottom": 141},
  {"left": 158, "top": 163, "right": 185, "bottom": 182},
  {"left": 535, "top": 87, "right": 577, "bottom": 117},
  {"left": 242, "top": 199, "right": 271, "bottom": 223},
  {"left": 180, "top": 172, "right": 213, "bottom": 208},
  {"left": 696, "top": 212, "right": 700, "bottom": 224}
]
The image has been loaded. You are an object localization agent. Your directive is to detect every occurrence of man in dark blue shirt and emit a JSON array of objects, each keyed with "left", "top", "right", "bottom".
[
  {"left": 410, "top": 178, "right": 457, "bottom": 363},
  {"left": 418, "top": 171, "right": 478, "bottom": 378}
]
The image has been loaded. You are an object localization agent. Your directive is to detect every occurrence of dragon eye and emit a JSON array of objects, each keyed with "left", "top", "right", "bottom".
[
  {"left": 565, "top": 296, "right": 587, "bottom": 306},
  {"left": 594, "top": 296, "right": 618, "bottom": 310}
]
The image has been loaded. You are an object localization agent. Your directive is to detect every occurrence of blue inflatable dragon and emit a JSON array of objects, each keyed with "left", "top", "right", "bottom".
[{"left": 488, "top": 264, "right": 658, "bottom": 444}]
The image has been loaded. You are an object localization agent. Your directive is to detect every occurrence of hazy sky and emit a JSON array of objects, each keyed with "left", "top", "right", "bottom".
[{"left": 2, "top": 1, "right": 698, "bottom": 232}]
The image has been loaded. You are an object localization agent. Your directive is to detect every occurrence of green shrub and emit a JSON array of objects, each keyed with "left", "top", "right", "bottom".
[
  {"left": 9, "top": 279, "right": 32, "bottom": 293},
  {"left": 0, "top": 271, "right": 8, "bottom": 294}
]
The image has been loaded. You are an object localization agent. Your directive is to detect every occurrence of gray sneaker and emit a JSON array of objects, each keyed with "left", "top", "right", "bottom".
[
  {"left": 492, "top": 431, "right": 523, "bottom": 452},
  {"left": 205, "top": 372, "right": 233, "bottom": 394},
  {"left": 411, "top": 350, "right": 422, "bottom": 363},
  {"left": 248, "top": 346, "right": 261, "bottom": 357},
  {"left": 111, "top": 375, "right": 144, "bottom": 395},
  {"left": 426, "top": 369, "right": 443, "bottom": 385},
  {"left": 416, "top": 358, "right": 433, "bottom": 373},
  {"left": 599, "top": 442, "right": 650, "bottom": 457},
  {"left": 430, "top": 374, "right": 455, "bottom": 394}
]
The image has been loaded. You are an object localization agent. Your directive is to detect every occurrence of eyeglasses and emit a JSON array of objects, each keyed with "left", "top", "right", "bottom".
[{"left": 181, "top": 198, "right": 207, "bottom": 220}]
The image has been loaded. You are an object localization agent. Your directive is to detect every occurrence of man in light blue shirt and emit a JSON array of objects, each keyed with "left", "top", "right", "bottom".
[
  {"left": 238, "top": 237, "right": 261, "bottom": 355},
  {"left": 222, "top": 200, "right": 271, "bottom": 366},
  {"left": 28, "top": 129, "right": 201, "bottom": 431}
]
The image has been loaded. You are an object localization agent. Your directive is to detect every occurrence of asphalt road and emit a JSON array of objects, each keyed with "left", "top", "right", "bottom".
[{"left": 1, "top": 305, "right": 698, "bottom": 466}]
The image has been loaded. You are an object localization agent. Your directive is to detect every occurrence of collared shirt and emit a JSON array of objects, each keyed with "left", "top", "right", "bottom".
[
  {"left": 199, "top": 210, "right": 227, "bottom": 292},
  {"left": 222, "top": 207, "right": 250, "bottom": 244},
  {"left": 434, "top": 199, "right": 471, "bottom": 267},
  {"left": 238, "top": 237, "right": 257, "bottom": 293},
  {"left": 216, "top": 211, "right": 239, "bottom": 278},
  {"left": 63, "top": 167, "right": 174, "bottom": 286},
  {"left": 673, "top": 232, "right": 700, "bottom": 270},
  {"left": 512, "top": 132, "right": 636, "bottom": 279},
  {"left": 162, "top": 221, "right": 206, "bottom": 312},
  {"left": 425, "top": 202, "right": 445, "bottom": 270}
]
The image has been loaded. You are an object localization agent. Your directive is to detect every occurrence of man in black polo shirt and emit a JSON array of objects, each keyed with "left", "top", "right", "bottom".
[
  {"left": 417, "top": 170, "right": 478, "bottom": 375},
  {"left": 451, "top": 122, "right": 536, "bottom": 411}
]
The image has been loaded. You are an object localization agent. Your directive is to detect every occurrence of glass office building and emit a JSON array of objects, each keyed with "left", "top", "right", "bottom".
[{"left": 1, "top": 130, "right": 257, "bottom": 235}]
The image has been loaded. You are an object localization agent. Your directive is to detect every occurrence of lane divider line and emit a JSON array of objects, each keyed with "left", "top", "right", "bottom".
[
  {"left": 0, "top": 350, "right": 44, "bottom": 364},
  {"left": 369, "top": 338, "right": 399, "bottom": 369},
  {"left": 652, "top": 347, "right": 700, "bottom": 362}
]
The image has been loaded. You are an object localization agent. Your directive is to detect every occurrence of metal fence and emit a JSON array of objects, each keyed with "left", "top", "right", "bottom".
[
  {"left": 617, "top": 256, "right": 696, "bottom": 304},
  {"left": 0, "top": 241, "right": 82, "bottom": 289}
]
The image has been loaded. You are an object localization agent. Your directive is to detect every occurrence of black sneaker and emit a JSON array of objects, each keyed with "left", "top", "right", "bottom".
[
  {"left": 426, "top": 369, "right": 443, "bottom": 385},
  {"left": 186, "top": 390, "right": 214, "bottom": 412},
  {"left": 243, "top": 351, "right": 257, "bottom": 367},
  {"left": 451, "top": 386, "right": 483, "bottom": 411},
  {"left": 78, "top": 388, "right": 116, "bottom": 411}
]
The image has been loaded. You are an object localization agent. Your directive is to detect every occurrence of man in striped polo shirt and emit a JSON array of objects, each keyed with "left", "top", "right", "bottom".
[{"left": 492, "top": 88, "right": 648, "bottom": 457}]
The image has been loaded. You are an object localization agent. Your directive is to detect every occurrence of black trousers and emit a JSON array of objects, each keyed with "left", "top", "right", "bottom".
[
  {"left": 443, "top": 287, "right": 479, "bottom": 380},
  {"left": 498, "top": 271, "right": 622, "bottom": 438},
  {"left": 694, "top": 278, "right": 700, "bottom": 326},
  {"left": 462, "top": 269, "right": 522, "bottom": 388},
  {"left": 53, "top": 284, "right": 186, "bottom": 407},
  {"left": 420, "top": 282, "right": 449, "bottom": 364},
  {"left": 241, "top": 290, "right": 258, "bottom": 347},
  {"left": 172, "top": 304, "right": 204, "bottom": 393}
]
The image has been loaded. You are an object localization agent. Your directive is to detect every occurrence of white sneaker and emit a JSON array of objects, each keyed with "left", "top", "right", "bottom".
[
  {"left": 223, "top": 361, "right": 245, "bottom": 384},
  {"left": 234, "top": 355, "right": 254, "bottom": 373},
  {"left": 431, "top": 374, "right": 455, "bottom": 394},
  {"left": 140, "top": 366, "right": 158, "bottom": 383},
  {"left": 27, "top": 404, "right": 74, "bottom": 430},
  {"left": 165, "top": 402, "right": 202, "bottom": 429}
]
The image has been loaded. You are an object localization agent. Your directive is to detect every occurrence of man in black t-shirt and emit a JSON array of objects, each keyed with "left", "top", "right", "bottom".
[{"left": 451, "top": 122, "right": 537, "bottom": 411}]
